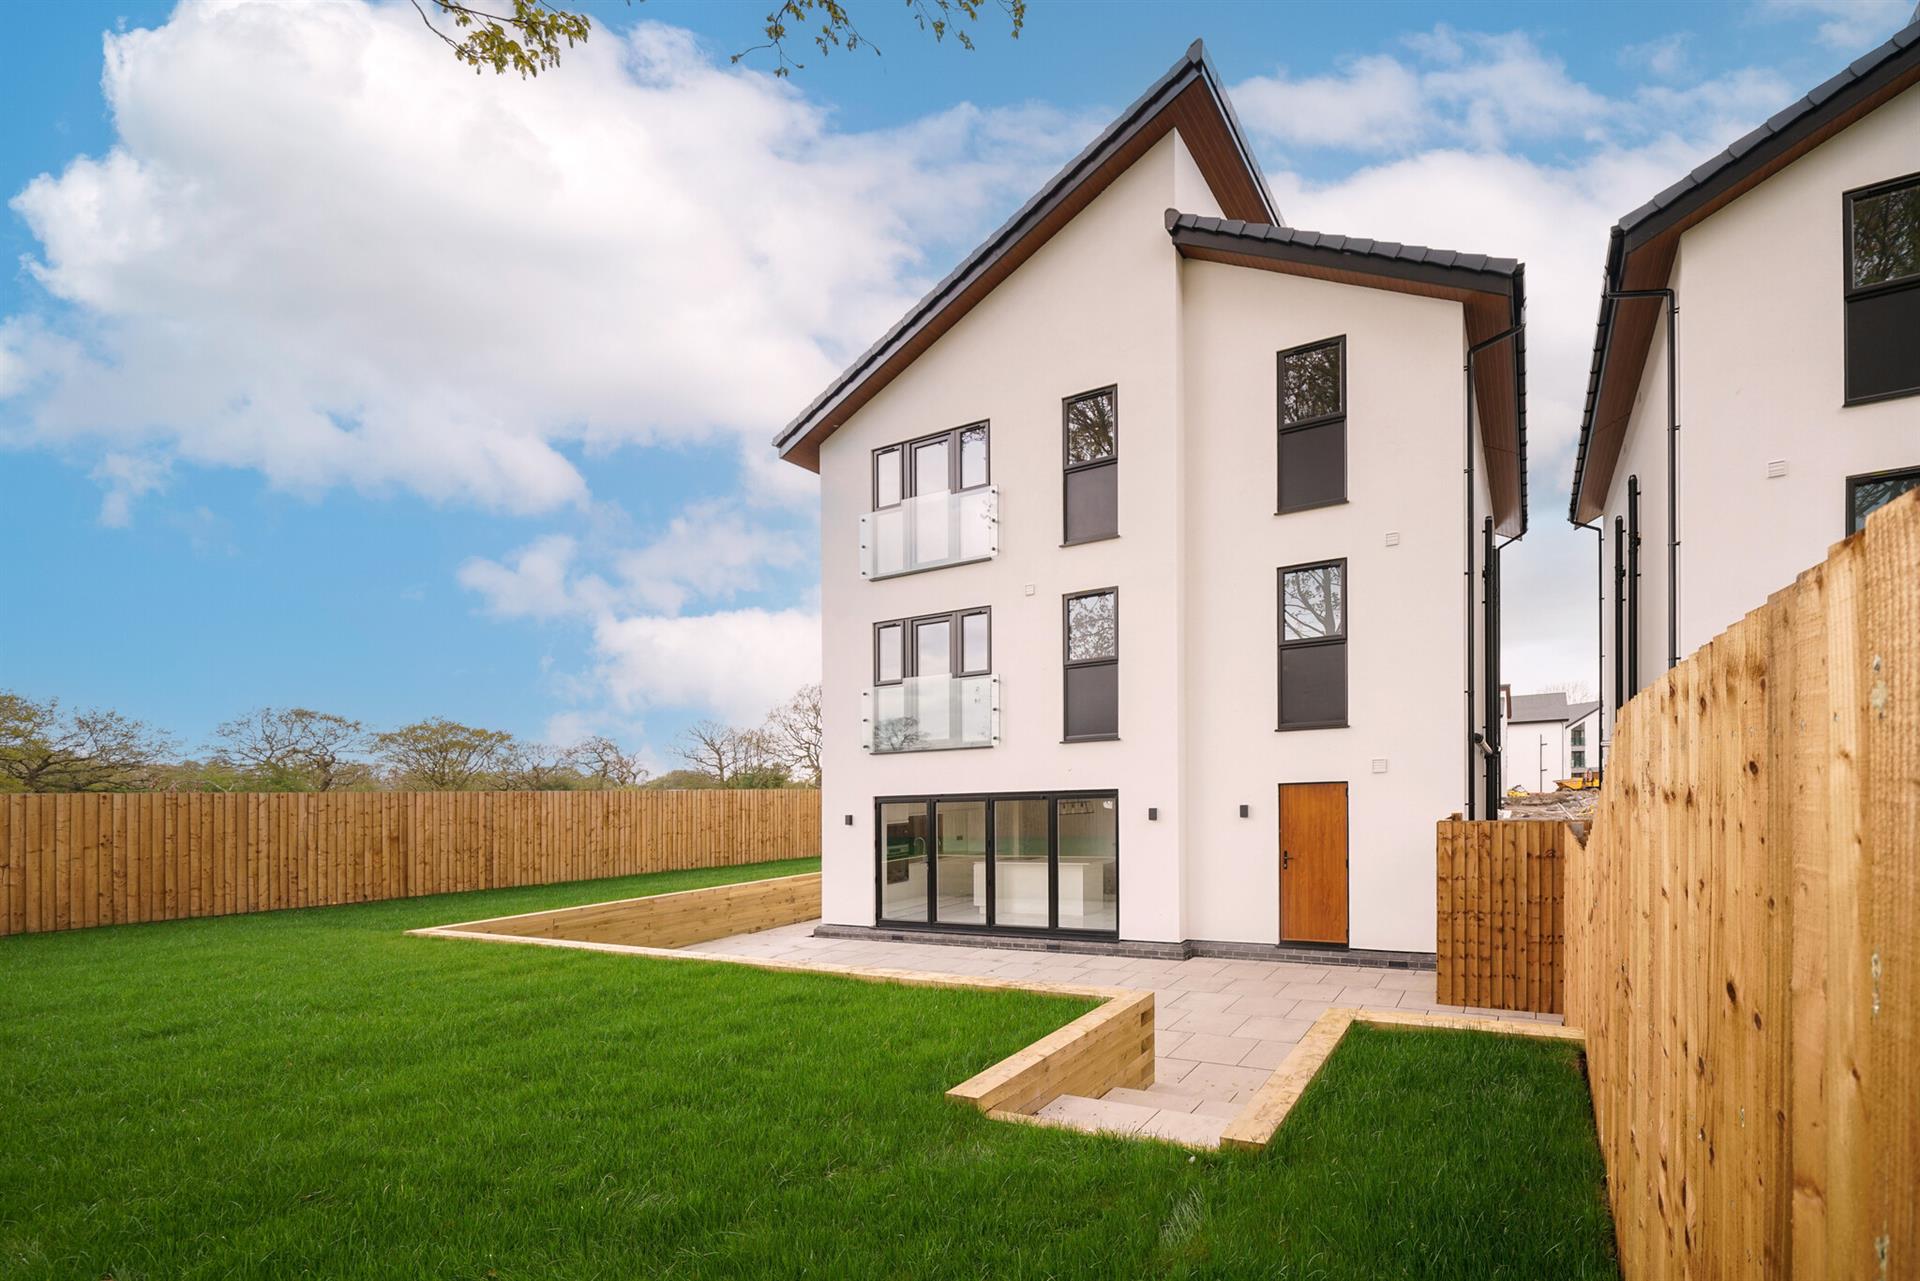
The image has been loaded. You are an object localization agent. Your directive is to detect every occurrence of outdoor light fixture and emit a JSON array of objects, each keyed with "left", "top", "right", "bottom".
[
  {"left": 1238, "top": 804, "right": 1249, "bottom": 818},
  {"left": 844, "top": 814, "right": 854, "bottom": 826},
  {"left": 1147, "top": 807, "right": 1158, "bottom": 821}
]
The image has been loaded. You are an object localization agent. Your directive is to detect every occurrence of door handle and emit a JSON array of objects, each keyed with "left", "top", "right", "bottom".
[{"left": 1281, "top": 849, "right": 1292, "bottom": 870}]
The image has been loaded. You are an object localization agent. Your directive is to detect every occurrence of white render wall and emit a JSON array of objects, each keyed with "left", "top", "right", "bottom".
[
  {"left": 1599, "top": 82, "right": 1920, "bottom": 721},
  {"left": 816, "top": 131, "right": 1220, "bottom": 942},
  {"left": 813, "top": 127, "right": 1495, "bottom": 953},
  {"left": 1502, "top": 709, "right": 1598, "bottom": 794},
  {"left": 1178, "top": 261, "right": 1487, "bottom": 954}
]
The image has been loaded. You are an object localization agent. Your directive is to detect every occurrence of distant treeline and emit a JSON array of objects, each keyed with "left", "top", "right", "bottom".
[{"left": 0, "top": 685, "right": 821, "bottom": 795}]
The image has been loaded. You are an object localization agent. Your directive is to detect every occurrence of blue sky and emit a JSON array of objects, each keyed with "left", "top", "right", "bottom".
[{"left": 1, "top": 0, "right": 1911, "bottom": 770}]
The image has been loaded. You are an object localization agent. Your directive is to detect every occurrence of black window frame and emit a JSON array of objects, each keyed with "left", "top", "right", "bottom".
[
  {"left": 1276, "top": 558, "right": 1349, "bottom": 731},
  {"left": 873, "top": 788, "right": 1120, "bottom": 938},
  {"left": 1842, "top": 171, "right": 1920, "bottom": 407},
  {"left": 873, "top": 607, "right": 992, "bottom": 685},
  {"left": 1626, "top": 476, "right": 1642, "bottom": 699},
  {"left": 1061, "top": 586, "right": 1119, "bottom": 742},
  {"left": 1845, "top": 463, "right": 1920, "bottom": 534},
  {"left": 871, "top": 422, "right": 991, "bottom": 511},
  {"left": 1062, "top": 385, "right": 1119, "bottom": 545},
  {"left": 1275, "top": 335, "right": 1348, "bottom": 515}
]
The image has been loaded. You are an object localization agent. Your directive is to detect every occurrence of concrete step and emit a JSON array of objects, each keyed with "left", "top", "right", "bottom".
[{"left": 1034, "top": 1092, "right": 1230, "bottom": 1150}]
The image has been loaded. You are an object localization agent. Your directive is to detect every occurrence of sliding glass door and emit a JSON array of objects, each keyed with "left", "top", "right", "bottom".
[{"left": 875, "top": 791, "right": 1117, "bottom": 937}]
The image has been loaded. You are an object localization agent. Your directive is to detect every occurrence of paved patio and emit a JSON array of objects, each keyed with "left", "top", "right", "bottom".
[{"left": 683, "top": 921, "right": 1559, "bottom": 1148}]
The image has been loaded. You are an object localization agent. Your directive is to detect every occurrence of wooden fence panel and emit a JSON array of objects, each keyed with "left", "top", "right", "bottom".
[
  {"left": 0, "top": 789, "right": 822, "bottom": 937},
  {"left": 1433, "top": 818, "right": 1569, "bottom": 1013},
  {"left": 1565, "top": 491, "right": 1918, "bottom": 1281}
]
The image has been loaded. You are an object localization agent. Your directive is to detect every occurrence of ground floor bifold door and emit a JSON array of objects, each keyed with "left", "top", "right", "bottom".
[
  {"left": 876, "top": 791, "right": 1117, "bottom": 937},
  {"left": 1279, "top": 781, "right": 1348, "bottom": 945}
]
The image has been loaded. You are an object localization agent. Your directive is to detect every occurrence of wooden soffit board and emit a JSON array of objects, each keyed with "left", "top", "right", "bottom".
[{"left": 775, "top": 77, "right": 1270, "bottom": 473}]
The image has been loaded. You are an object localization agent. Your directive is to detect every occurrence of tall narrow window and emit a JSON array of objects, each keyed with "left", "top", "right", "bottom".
[
  {"left": 873, "top": 446, "right": 902, "bottom": 509},
  {"left": 1612, "top": 517, "right": 1626, "bottom": 713},
  {"left": 1278, "top": 560, "right": 1348, "bottom": 730},
  {"left": 1626, "top": 476, "right": 1642, "bottom": 698},
  {"left": 1276, "top": 337, "right": 1346, "bottom": 513},
  {"left": 1063, "top": 588, "right": 1118, "bottom": 740},
  {"left": 1847, "top": 464, "right": 1920, "bottom": 533},
  {"left": 1844, "top": 172, "right": 1920, "bottom": 404},
  {"left": 1063, "top": 387, "right": 1118, "bottom": 543}
]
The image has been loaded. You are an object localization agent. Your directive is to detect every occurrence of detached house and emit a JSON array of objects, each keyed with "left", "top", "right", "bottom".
[
  {"left": 1500, "top": 691, "right": 1603, "bottom": 795},
  {"left": 775, "top": 43, "right": 1527, "bottom": 958},
  {"left": 1571, "top": 18, "right": 1920, "bottom": 728}
]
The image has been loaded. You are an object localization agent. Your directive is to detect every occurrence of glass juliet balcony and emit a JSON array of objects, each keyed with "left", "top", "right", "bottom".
[
  {"left": 860, "top": 487, "right": 998, "bottom": 580},
  {"left": 863, "top": 674, "right": 999, "bottom": 753}
]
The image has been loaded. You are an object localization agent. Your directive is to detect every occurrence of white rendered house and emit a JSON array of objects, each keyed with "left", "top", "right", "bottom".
[
  {"left": 774, "top": 44, "right": 1527, "bottom": 958},
  {"left": 1570, "top": 19, "right": 1920, "bottom": 732},
  {"left": 1500, "top": 691, "right": 1603, "bottom": 795}
]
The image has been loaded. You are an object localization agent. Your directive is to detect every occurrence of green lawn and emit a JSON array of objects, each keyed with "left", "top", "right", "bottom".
[{"left": 0, "top": 858, "right": 1617, "bottom": 1279}]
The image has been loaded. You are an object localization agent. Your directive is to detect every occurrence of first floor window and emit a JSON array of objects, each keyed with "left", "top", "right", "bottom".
[
  {"left": 1844, "top": 172, "right": 1920, "bottom": 404},
  {"left": 1276, "top": 336, "right": 1347, "bottom": 513},
  {"left": 1571, "top": 749, "right": 1587, "bottom": 771},
  {"left": 1063, "top": 387, "right": 1118, "bottom": 543},
  {"left": 1278, "top": 560, "right": 1347, "bottom": 729},
  {"left": 1571, "top": 723, "right": 1586, "bottom": 747},
  {"left": 1847, "top": 465, "right": 1920, "bottom": 533},
  {"left": 1063, "top": 587, "right": 1118, "bottom": 740},
  {"left": 874, "top": 608, "right": 991, "bottom": 685}
]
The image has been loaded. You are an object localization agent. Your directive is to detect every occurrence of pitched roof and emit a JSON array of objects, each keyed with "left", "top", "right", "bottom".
[
  {"left": 1567, "top": 18, "right": 1920, "bottom": 525},
  {"left": 772, "top": 40, "right": 1278, "bottom": 471},
  {"left": 1168, "top": 214, "right": 1529, "bottom": 535},
  {"left": 1506, "top": 693, "right": 1601, "bottom": 724}
]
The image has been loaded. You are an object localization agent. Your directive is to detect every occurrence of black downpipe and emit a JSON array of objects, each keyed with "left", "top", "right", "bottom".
[
  {"left": 1462, "top": 323, "right": 1523, "bottom": 820},
  {"left": 1604, "top": 287, "right": 1679, "bottom": 669},
  {"left": 1576, "top": 519, "right": 1606, "bottom": 773},
  {"left": 1481, "top": 517, "right": 1504, "bottom": 817},
  {"left": 1613, "top": 516, "right": 1626, "bottom": 712}
]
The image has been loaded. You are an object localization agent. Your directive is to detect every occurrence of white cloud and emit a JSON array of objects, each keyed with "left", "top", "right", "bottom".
[
  {"left": 1758, "top": 0, "right": 1914, "bottom": 51},
  {"left": 1, "top": 1, "right": 1092, "bottom": 521},
  {"left": 594, "top": 607, "right": 820, "bottom": 725},
  {"left": 1233, "top": 25, "right": 1786, "bottom": 157},
  {"left": 89, "top": 451, "right": 171, "bottom": 527},
  {"left": 458, "top": 534, "right": 585, "bottom": 620},
  {"left": 1622, "top": 33, "right": 1693, "bottom": 79}
]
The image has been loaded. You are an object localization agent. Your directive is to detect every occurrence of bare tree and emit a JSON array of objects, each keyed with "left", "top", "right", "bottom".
[
  {"left": 0, "top": 691, "right": 176, "bottom": 793},
  {"left": 210, "top": 707, "right": 368, "bottom": 791},
  {"left": 1544, "top": 680, "right": 1597, "bottom": 703},
  {"left": 499, "top": 742, "right": 584, "bottom": 791},
  {"left": 373, "top": 717, "right": 516, "bottom": 790},
  {"left": 675, "top": 720, "right": 781, "bottom": 786},
  {"left": 764, "top": 684, "right": 823, "bottom": 786},
  {"left": 570, "top": 735, "right": 649, "bottom": 789}
]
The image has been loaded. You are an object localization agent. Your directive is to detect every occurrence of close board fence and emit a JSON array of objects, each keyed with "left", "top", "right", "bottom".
[
  {"left": 0, "top": 788, "right": 821, "bottom": 937},
  {"left": 1434, "top": 818, "right": 1569, "bottom": 1014},
  {"left": 1566, "top": 490, "right": 1916, "bottom": 1280}
]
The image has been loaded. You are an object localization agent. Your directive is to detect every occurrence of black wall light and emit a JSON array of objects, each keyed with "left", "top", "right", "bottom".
[
  {"left": 1238, "top": 804, "right": 1249, "bottom": 818},
  {"left": 1147, "top": 807, "right": 1158, "bottom": 821},
  {"left": 844, "top": 814, "right": 854, "bottom": 826}
]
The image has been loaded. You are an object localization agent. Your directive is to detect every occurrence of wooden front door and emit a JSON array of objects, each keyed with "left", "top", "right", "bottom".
[{"left": 1279, "top": 782, "right": 1348, "bottom": 945}]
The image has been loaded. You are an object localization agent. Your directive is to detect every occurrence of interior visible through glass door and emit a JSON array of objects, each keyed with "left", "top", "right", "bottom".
[
  {"left": 991, "top": 797, "right": 1050, "bottom": 929},
  {"left": 1055, "top": 796, "right": 1117, "bottom": 932},
  {"left": 934, "top": 799, "right": 987, "bottom": 925},
  {"left": 879, "top": 801, "right": 929, "bottom": 922}
]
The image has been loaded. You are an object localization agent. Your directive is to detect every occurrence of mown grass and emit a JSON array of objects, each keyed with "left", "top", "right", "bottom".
[{"left": 0, "top": 858, "right": 1617, "bottom": 1279}]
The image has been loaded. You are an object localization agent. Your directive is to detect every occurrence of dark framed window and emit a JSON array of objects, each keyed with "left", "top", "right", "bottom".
[
  {"left": 1571, "top": 749, "right": 1587, "bottom": 771},
  {"left": 1626, "top": 476, "right": 1642, "bottom": 699},
  {"left": 1278, "top": 560, "right": 1347, "bottom": 730},
  {"left": 872, "top": 423, "right": 990, "bottom": 510},
  {"left": 1846, "top": 464, "right": 1920, "bottom": 533},
  {"left": 1062, "top": 587, "right": 1118, "bottom": 740},
  {"left": 1571, "top": 723, "right": 1585, "bottom": 748},
  {"left": 873, "top": 608, "right": 991, "bottom": 683},
  {"left": 1276, "top": 336, "right": 1347, "bottom": 514},
  {"left": 1063, "top": 386, "right": 1118, "bottom": 544},
  {"left": 1612, "top": 516, "right": 1626, "bottom": 713},
  {"left": 875, "top": 789, "right": 1118, "bottom": 936},
  {"left": 1843, "top": 172, "right": 1920, "bottom": 405}
]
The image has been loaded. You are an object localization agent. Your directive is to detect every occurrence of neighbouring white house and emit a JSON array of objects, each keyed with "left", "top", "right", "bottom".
[
  {"left": 1500, "top": 690, "right": 1603, "bottom": 795},
  {"left": 1570, "top": 18, "right": 1920, "bottom": 747},
  {"left": 773, "top": 43, "right": 1527, "bottom": 959}
]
